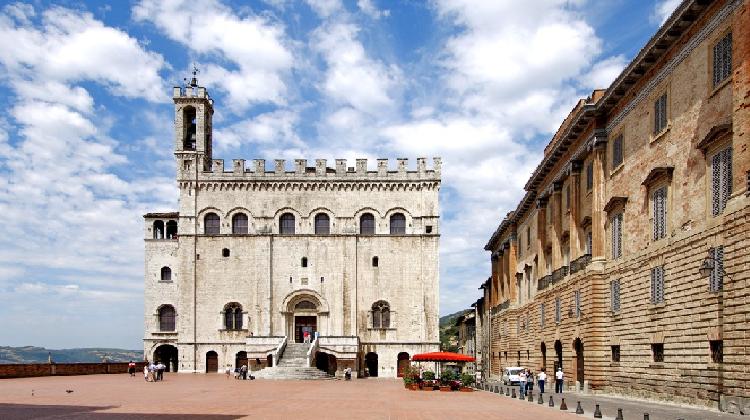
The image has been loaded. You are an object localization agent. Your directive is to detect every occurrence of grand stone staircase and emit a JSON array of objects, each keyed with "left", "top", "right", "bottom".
[{"left": 254, "top": 343, "right": 335, "bottom": 380}]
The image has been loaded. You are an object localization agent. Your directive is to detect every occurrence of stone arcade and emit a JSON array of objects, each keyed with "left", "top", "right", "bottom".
[{"left": 143, "top": 82, "right": 441, "bottom": 378}]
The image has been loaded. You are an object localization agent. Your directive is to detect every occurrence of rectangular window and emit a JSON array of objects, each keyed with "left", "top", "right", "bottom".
[
  {"left": 611, "top": 213, "right": 623, "bottom": 259},
  {"left": 610, "top": 279, "right": 621, "bottom": 312},
  {"left": 654, "top": 93, "right": 668, "bottom": 134},
  {"left": 540, "top": 304, "right": 545, "bottom": 328},
  {"left": 555, "top": 297, "right": 561, "bottom": 323},
  {"left": 710, "top": 340, "right": 723, "bottom": 363},
  {"left": 565, "top": 185, "right": 570, "bottom": 210},
  {"left": 574, "top": 290, "right": 581, "bottom": 318},
  {"left": 611, "top": 345, "right": 621, "bottom": 362},
  {"left": 612, "top": 135, "right": 623, "bottom": 168},
  {"left": 525, "top": 313, "right": 530, "bottom": 331},
  {"left": 713, "top": 32, "right": 732, "bottom": 87},
  {"left": 709, "top": 246, "right": 724, "bottom": 292},
  {"left": 586, "top": 162, "right": 593, "bottom": 191},
  {"left": 527, "top": 226, "right": 531, "bottom": 249},
  {"left": 711, "top": 147, "right": 733, "bottom": 216},
  {"left": 650, "top": 266, "right": 665, "bottom": 304},
  {"left": 585, "top": 231, "right": 593, "bottom": 255},
  {"left": 653, "top": 186, "right": 667, "bottom": 240},
  {"left": 652, "top": 343, "right": 664, "bottom": 363}
]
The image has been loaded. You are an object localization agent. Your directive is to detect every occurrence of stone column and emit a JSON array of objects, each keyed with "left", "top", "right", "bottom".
[
  {"left": 550, "top": 183, "right": 563, "bottom": 269},
  {"left": 569, "top": 162, "right": 582, "bottom": 260},
  {"left": 732, "top": 1, "right": 749, "bottom": 196},
  {"left": 536, "top": 198, "right": 548, "bottom": 275},
  {"left": 591, "top": 130, "right": 608, "bottom": 261}
]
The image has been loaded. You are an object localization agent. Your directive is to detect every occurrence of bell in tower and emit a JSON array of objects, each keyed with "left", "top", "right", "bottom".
[{"left": 173, "top": 67, "right": 214, "bottom": 171}]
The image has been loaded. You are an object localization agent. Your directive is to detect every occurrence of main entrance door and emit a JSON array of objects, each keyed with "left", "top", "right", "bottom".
[
  {"left": 574, "top": 338, "right": 584, "bottom": 387},
  {"left": 295, "top": 316, "right": 317, "bottom": 343}
]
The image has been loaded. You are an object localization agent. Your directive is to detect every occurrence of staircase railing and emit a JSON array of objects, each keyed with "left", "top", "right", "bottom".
[
  {"left": 272, "top": 336, "right": 287, "bottom": 367},
  {"left": 306, "top": 335, "right": 320, "bottom": 367}
]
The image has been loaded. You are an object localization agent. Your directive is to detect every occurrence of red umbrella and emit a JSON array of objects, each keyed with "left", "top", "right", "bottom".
[{"left": 412, "top": 352, "right": 475, "bottom": 362}]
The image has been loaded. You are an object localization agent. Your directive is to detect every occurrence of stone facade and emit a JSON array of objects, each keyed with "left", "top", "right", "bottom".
[
  {"left": 143, "top": 84, "right": 441, "bottom": 378},
  {"left": 474, "top": 0, "right": 749, "bottom": 413}
]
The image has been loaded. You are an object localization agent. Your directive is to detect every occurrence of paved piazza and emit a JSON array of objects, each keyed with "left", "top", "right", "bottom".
[
  {"left": 0, "top": 374, "right": 581, "bottom": 419},
  {"left": 1, "top": 374, "right": 743, "bottom": 420}
]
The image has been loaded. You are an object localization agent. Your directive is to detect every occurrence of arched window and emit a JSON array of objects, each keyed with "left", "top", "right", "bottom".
[
  {"left": 224, "top": 303, "right": 243, "bottom": 330},
  {"left": 153, "top": 220, "right": 164, "bottom": 239},
  {"left": 371, "top": 300, "right": 390, "bottom": 329},
  {"left": 204, "top": 213, "right": 220, "bottom": 234},
  {"left": 280, "top": 213, "right": 295, "bottom": 234},
  {"left": 360, "top": 213, "right": 375, "bottom": 235},
  {"left": 390, "top": 213, "right": 406, "bottom": 234},
  {"left": 232, "top": 213, "right": 248, "bottom": 234},
  {"left": 183, "top": 107, "right": 196, "bottom": 150},
  {"left": 158, "top": 305, "right": 176, "bottom": 332},
  {"left": 314, "top": 213, "right": 330, "bottom": 235},
  {"left": 166, "top": 220, "right": 177, "bottom": 239},
  {"left": 295, "top": 300, "right": 317, "bottom": 311},
  {"left": 160, "top": 267, "right": 172, "bottom": 282}
]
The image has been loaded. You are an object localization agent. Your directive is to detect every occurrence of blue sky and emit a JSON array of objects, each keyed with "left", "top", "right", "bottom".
[{"left": 0, "top": 0, "right": 680, "bottom": 349}]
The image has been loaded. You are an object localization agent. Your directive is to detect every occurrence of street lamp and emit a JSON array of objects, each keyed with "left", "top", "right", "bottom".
[{"left": 698, "top": 258, "right": 714, "bottom": 278}]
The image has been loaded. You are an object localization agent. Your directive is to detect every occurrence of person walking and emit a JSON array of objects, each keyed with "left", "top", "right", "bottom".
[
  {"left": 241, "top": 364, "right": 248, "bottom": 380},
  {"left": 303, "top": 330, "right": 310, "bottom": 344},
  {"left": 526, "top": 369, "right": 534, "bottom": 394},
  {"left": 156, "top": 362, "right": 165, "bottom": 381},
  {"left": 555, "top": 367, "right": 564, "bottom": 393},
  {"left": 518, "top": 369, "right": 527, "bottom": 398},
  {"left": 538, "top": 368, "right": 547, "bottom": 394},
  {"left": 143, "top": 364, "right": 150, "bottom": 382},
  {"left": 128, "top": 361, "right": 136, "bottom": 377}
]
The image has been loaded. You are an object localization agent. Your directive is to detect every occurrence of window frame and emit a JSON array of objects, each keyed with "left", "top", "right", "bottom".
[
  {"left": 712, "top": 31, "right": 732, "bottom": 89},
  {"left": 710, "top": 146, "right": 733, "bottom": 217},
  {"left": 554, "top": 297, "right": 561, "bottom": 324},
  {"left": 231, "top": 213, "right": 248, "bottom": 234},
  {"left": 389, "top": 213, "right": 406, "bottom": 235},
  {"left": 610, "top": 279, "right": 621, "bottom": 313},
  {"left": 653, "top": 92, "right": 668, "bottom": 136},
  {"left": 359, "top": 213, "right": 375, "bottom": 235},
  {"left": 160, "top": 266, "right": 172, "bottom": 282},
  {"left": 314, "top": 213, "right": 330, "bottom": 235},
  {"left": 652, "top": 185, "right": 668, "bottom": 240},
  {"left": 204, "top": 213, "right": 220, "bottom": 235},
  {"left": 611, "top": 134, "right": 624, "bottom": 170},
  {"left": 158, "top": 305, "right": 176, "bottom": 332},
  {"left": 371, "top": 300, "right": 391, "bottom": 329},
  {"left": 650, "top": 265, "right": 665, "bottom": 304},
  {"left": 652, "top": 343, "right": 664, "bottom": 363},
  {"left": 610, "top": 212, "right": 624, "bottom": 260},
  {"left": 611, "top": 345, "right": 621, "bottom": 363},
  {"left": 224, "top": 303, "right": 243, "bottom": 331},
  {"left": 709, "top": 246, "right": 724, "bottom": 292},
  {"left": 279, "top": 213, "right": 296, "bottom": 235}
]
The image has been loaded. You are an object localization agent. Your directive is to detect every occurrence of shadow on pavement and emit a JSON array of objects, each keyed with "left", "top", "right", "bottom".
[{"left": 0, "top": 403, "right": 244, "bottom": 420}]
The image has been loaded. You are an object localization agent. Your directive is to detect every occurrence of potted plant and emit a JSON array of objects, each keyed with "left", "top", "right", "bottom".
[
  {"left": 402, "top": 366, "right": 420, "bottom": 390},
  {"left": 459, "top": 373, "right": 475, "bottom": 392},
  {"left": 421, "top": 370, "right": 436, "bottom": 391},
  {"left": 440, "top": 370, "right": 458, "bottom": 392}
]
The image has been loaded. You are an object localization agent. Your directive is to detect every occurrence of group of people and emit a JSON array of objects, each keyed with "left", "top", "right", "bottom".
[
  {"left": 226, "top": 364, "right": 255, "bottom": 380},
  {"left": 143, "top": 362, "right": 166, "bottom": 382},
  {"left": 518, "top": 367, "right": 565, "bottom": 397}
]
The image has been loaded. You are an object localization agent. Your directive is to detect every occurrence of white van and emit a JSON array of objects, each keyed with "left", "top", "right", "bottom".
[{"left": 502, "top": 367, "right": 525, "bottom": 385}]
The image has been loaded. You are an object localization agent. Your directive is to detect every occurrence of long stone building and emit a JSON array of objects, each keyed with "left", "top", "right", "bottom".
[
  {"left": 473, "top": 0, "right": 749, "bottom": 413},
  {"left": 142, "top": 80, "right": 440, "bottom": 378}
]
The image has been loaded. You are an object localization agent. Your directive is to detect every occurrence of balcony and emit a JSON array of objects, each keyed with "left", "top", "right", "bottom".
[
  {"left": 537, "top": 266, "right": 569, "bottom": 291},
  {"left": 569, "top": 254, "right": 592, "bottom": 274}
]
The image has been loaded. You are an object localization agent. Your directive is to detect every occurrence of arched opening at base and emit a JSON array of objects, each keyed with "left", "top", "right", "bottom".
[
  {"left": 206, "top": 351, "right": 218, "bottom": 373},
  {"left": 153, "top": 344, "right": 178, "bottom": 372},
  {"left": 540, "top": 342, "right": 547, "bottom": 370},
  {"left": 554, "top": 340, "right": 563, "bottom": 373},
  {"left": 397, "top": 352, "right": 410, "bottom": 377},
  {"left": 266, "top": 354, "right": 273, "bottom": 368},
  {"left": 573, "top": 338, "right": 584, "bottom": 388},
  {"left": 365, "top": 352, "right": 378, "bottom": 377},
  {"left": 235, "top": 351, "right": 248, "bottom": 369},
  {"left": 315, "top": 351, "right": 337, "bottom": 376}
]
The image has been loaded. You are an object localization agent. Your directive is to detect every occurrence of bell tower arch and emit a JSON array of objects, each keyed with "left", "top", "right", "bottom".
[{"left": 173, "top": 68, "right": 214, "bottom": 172}]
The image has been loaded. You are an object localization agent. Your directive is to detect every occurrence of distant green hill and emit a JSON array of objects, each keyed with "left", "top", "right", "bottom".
[
  {"left": 0, "top": 346, "right": 142, "bottom": 364},
  {"left": 439, "top": 309, "right": 472, "bottom": 352}
]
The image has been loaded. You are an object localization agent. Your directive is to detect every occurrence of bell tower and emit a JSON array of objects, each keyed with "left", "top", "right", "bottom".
[{"left": 173, "top": 67, "right": 214, "bottom": 173}]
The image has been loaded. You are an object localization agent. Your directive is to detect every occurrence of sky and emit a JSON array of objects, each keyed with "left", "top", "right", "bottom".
[{"left": 0, "top": 0, "right": 682, "bottom": 350}]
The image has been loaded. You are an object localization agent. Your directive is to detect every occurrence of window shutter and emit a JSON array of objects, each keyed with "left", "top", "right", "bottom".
[
  {"left": 712, "top": 148, "right": 733, "bottom": 216},
  {"left": 612, "top": 213, "right": 623, "bottom": 259},
  {"left": 710, "top": 246, "right": 724, "bottom": 292},
  {"left": 555, "top": 298, "right": 561, "bottom": 323},
  {"left": 714, "top": 33, "right": 732, "bottom": 87},
  {"left": 575, "top": 290, "right": 581, "bottom": 318},
  {"left": 586, "top": 231, "right": 592, "bottom": 255},
  {"left": 653, "top": 187, "right": 667, "bottom": 240},
  {"left": 722, "top": 148, "right": 732, "bottom": 213},
  {"left": 651, "top": 266, "right": 664, "bottom": 304},
  {"left": 540, "top": 304, "right": 545, "bottom": 328},
  {"left": 612, "top": 135, "right": 623, "bottom": 168},
  {"left": 586, "top": 163, "right": 593, "bottom": 190},
  {"left": 611, "top": 280, "right": 620, "bottom": 312}
]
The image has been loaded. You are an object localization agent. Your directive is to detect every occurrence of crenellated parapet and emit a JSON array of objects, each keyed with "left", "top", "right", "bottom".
[{"left": 178, "top": 157, "right": 442, "bottom": 182}]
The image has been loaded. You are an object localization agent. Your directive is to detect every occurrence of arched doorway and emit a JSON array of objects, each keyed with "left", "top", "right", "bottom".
[
  {"left": 397, "top": 352, "right": 410, "bottom": 377},
  {"left": 206, "top": 351, "right": 218, "bottom": 373},
  {"left": 573, "top": 338, "right": 584, "bottom": 388},
  {"left": 315, "top": 351, "right": 337, "bottom": 375},
  {"left": 266, "top": 354, "right": 273, "bottom": 367},
  {"left": 540, "top": 342, "right": 547, "bottom": 370},
  {"left": 365, "top": 352, "right": 378, "bottom": 377},
  {"left": 153, "top": 344, "right": 178, "bottom": 372},
  {"left": 235, "top": 351, "right": 248, "bottom": 369},
  {"left": 554, "top": 340, "right": 563, "bottom": 373},
  {"left": 292, "top": 299, "right": 317, "bottom": 343}
]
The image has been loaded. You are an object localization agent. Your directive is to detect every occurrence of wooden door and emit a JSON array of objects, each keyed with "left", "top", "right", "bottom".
[
  {"left": 206, "top": 351, "right": 218, "bottom": 373},
  {"left": 397, "top": 352, "right": 410, "bottom": 377}
]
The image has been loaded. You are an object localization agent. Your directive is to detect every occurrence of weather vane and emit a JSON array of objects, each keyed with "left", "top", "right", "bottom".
[{"left": 184, "top": 65, "right": 199, "bottom": 88}]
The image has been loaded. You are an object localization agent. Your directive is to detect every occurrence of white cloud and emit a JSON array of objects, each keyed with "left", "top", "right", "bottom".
[
  {"left": 357, "top": 0, "right": 389, "bottom": 19},
  {"left": 133, "top": 0, "right": 293, "bottom": 112},
  {"left": 312, "top": 22, "right": 401, "bottom": 115},
  {"left": 214, "top": 110, "right": 303, "bottom": 151},
  {"left": 654, "top": 0, "right": 681, "bottom": 25},
  {"left": 579, "top": 54, "right": 628, "bottom": 90},
  {"left": 305, "top": 0, "right": 343, "bottom": 17}
]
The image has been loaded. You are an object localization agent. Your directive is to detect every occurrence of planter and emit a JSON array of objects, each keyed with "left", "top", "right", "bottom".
[
  {"left": 459, "top": 387, "right": 474, "bottom": 392},
  {"left": 440, "top": 386, "right": 452, "bottom": 392},
  {"left": 408, "top": 384, "right": 419, "bottom": 391}
]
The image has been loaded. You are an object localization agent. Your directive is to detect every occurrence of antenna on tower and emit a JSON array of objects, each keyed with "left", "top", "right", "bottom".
[{"left": 183, "top": 65, "right": 199, "bottom": 88}]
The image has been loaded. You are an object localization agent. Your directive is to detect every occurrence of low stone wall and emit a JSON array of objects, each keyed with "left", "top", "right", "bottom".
[{"left": 0, "top": 362, "right": 147, "bottom": 379}]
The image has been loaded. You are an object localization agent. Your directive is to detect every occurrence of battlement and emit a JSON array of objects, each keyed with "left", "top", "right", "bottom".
[
  {"left": 177, "top": 157, "right": 442, "bottom": 181},
  {"left": 173, "top": 85, "right": 212, "bottom": 101}
]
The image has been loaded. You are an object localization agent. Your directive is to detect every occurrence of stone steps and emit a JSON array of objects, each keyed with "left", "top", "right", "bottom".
[{"left": 255, "top": 343, "right": 334, "bottom": 380}]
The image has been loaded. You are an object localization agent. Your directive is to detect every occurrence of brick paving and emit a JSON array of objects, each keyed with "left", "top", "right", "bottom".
[{"left": 0, "top": 374, "right": 577, "bottom": 419}]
